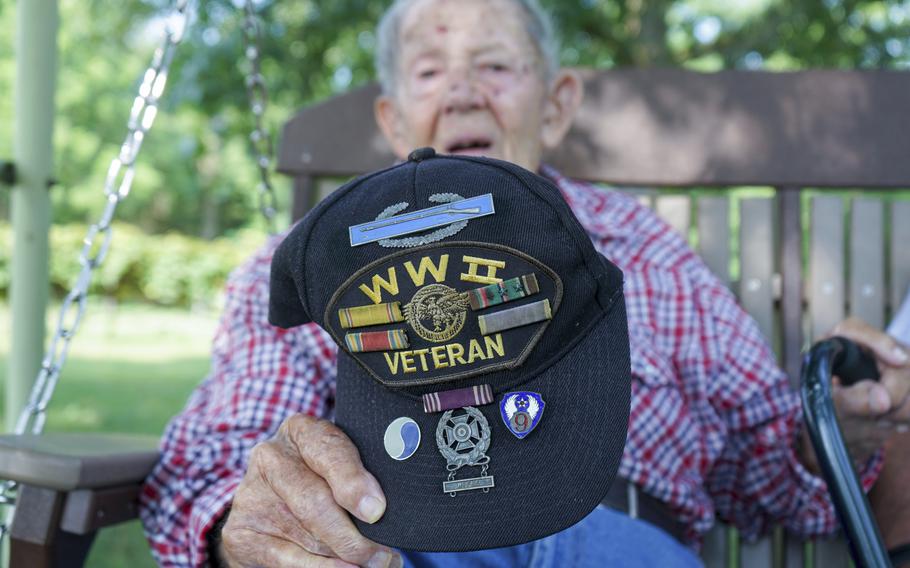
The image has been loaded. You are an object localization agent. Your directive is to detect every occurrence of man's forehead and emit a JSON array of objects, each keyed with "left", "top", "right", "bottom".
[
  {"left": 406, "top": 41, "right": 519, "bottom": 61},
  {"left": 399, "top": 0, "right": 530, "bottom": 45}
]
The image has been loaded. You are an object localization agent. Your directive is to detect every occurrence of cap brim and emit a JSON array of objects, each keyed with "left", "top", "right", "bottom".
[{"left": 334, "top": 298, "right": 631, "bottom": 552}]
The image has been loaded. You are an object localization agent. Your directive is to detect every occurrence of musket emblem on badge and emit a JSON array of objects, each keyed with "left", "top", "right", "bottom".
[
  {"left": 348, "top": 193, "right": 495, "bottom": 248},
  {"left": 436, "top": 406, "right": 495, "bottom": 495}
]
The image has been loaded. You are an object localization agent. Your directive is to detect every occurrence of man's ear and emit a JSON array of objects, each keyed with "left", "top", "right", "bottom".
[
  {"left": 375, "top": 95, "right": 412, "bottom": 159},
  {"left": 540, "top": 70, "right": 583, "bottom": 150}
]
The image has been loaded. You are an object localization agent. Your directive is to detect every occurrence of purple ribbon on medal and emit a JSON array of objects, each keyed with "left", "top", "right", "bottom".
[{"left": 422, "top": 384, "right": 493, "bottom": 413}]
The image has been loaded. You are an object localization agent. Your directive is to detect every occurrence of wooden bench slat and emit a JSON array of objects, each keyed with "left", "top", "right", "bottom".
[
  {"left": 737, "top": 197, "right": 778, "bottom": 567},
  {"left": 317, "top": 179, "right": 341, "bottom": 203},
  {"left": 810, "top": 196, "right": 846, "bottom": 340},
  {"left": 655, "top": 195, "right": 692, "bottom": 241},
  {"left": 779, "top": 189, "right": 804, "bottom": 388},
  {"left": 784, "top": 538, "right": 806, "bottom": 568},
  {"left": 739, "top": 198, "right": 776, "bottom": 342},
  {"left": 700, "top": 524, "right": 730, "bottom": 567},
  {"left": 849, "top": 199, "right": 885, "bottom": 328},
  {"left": 696, "top": 196, "right": 731, "bottom": 286},
  {"left": 891, "top": 200, "right": 910, "bottom": 317},
  {"left": 814, "top": 537, "right": 852, "bottom": 568},
  {"left": 741, "top": 535, "right": 774, "bottom": 568},
  {"left": 808, "top": 195, "right": 853, "bottom": 567},
  {"left": 622, "top": 187, "right": 656, "bottom": 210}
]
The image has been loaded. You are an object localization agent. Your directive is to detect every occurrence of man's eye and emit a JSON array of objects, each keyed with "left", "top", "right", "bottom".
[
  {"left": 480, "top": 63, "right": 510, "bottom": 73},
  {"left": 418, "top": 69, "right": 439, "bottom": 79}
]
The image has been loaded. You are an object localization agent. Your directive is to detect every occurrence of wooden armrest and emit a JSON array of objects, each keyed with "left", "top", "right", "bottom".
[
  {"left": 0, "top": 434, "right": 161, "bottom": 567},
  {"left": 0, "top": 433, "right": 160, "bottom": 491}
]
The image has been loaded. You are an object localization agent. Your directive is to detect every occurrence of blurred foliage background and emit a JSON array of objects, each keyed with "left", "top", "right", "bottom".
[{"left": 2, "top": 0, "right": 910, "bottom": 248}]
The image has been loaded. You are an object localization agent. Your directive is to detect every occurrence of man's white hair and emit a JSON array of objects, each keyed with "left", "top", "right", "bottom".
[{"left": 375, "top": 0, "right": 560, "bottom": 95}]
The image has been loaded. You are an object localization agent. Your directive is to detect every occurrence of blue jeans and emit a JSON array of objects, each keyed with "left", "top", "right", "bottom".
[{"left": 400, "top": 506, "right": 703, "bottom": 568}]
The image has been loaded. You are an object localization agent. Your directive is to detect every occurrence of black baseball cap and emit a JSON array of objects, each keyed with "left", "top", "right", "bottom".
[{"left": 269, "top": 148, "right": 631, "bottom": 551}]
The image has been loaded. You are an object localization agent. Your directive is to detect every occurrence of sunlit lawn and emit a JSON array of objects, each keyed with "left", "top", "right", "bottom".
[{"left": 0, "top": 302, "right": 217, "bottom": 568}]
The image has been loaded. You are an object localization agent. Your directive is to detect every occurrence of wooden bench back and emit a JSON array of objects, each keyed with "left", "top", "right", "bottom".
[{"left": 276, "top": 68, "right": 910, "bottom": 568}]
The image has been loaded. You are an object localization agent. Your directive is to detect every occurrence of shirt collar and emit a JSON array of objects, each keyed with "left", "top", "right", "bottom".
[{"left": 538, "top": 163, "right": 630, "bottom": 242}]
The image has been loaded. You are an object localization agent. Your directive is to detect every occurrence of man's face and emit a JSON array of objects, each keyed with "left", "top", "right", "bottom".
[{"left": 376, "top": 0, "right": 579, "bottom": 172}]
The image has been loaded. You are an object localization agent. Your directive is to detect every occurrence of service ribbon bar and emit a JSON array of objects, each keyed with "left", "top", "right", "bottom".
[
  {"left": 344, "top": 330, "right": 409, "bottom": 353},
  {"left": 338, "top": 302, "right": 404, "bottom": 329},
  {"left": 468, "top": 273, "right": 539, "bottom": 311},
  {"left": 478, "top": 299, "right": 552, "bottom": 335},
  {"left": 422, "top": 384, "right": 493, "bottom": 413}
]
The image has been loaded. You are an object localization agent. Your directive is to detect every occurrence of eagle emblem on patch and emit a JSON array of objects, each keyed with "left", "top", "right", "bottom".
[{"left": 404, "top": 284, "right": 470, "bottom": 342}]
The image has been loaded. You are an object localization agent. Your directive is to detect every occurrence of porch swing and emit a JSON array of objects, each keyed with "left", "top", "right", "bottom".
[{"left": 2, "top": 1, "right": 910, "bottom": 567}]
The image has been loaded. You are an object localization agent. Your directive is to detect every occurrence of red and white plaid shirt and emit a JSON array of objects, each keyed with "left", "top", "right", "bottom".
[{"left": 139, "top": 168, "right": 882, "bottom": 567}]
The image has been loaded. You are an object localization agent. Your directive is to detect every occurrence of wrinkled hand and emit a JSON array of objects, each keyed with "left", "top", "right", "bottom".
[
  {"left": 220, "top": 414, "right": 402, "bottom": 568},
  {"left": 802, "top": 318, "right": 910, "bottom": 471}
]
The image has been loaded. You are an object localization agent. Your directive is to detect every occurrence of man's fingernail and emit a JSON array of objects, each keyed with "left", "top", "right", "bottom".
[
  {"left": 871, "top": 388, "right": 891, "bottom": 413},
  {"left": 897, "top": 424, "right": 909, "bottom": 434},
  {"left": 893, "top": 346, "right": 909, "bottom": 364},
  {"left": 367, "top": 550, "right": 395, "bottom": 568},
  {"left": 359, "top": 495, "right": 385, "bottom": 523},
  {"left": 390, "top": 553, "right": 404, "bottom": 568}
]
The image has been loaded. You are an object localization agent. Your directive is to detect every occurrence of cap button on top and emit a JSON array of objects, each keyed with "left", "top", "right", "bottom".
[{"left": 408, "top": 147, "right": 436, "bottom": 162}]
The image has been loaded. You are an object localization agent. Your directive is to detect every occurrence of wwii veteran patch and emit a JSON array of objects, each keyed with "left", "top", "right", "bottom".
[
  {"left": 325, "top": 242, "right": 562, "bottom": 388},
  {"left": 267, "top": 149, "right": 631, "bottom": 553}
]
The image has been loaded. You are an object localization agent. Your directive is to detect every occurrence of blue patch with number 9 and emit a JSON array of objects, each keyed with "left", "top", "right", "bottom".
[{"left": 500, "top": 392, "right": 545, "bottom": 439}]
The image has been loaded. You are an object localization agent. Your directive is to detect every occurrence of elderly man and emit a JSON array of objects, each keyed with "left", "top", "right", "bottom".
[{"left": 139, "top": 0, "right": 910, "bottom": 566}]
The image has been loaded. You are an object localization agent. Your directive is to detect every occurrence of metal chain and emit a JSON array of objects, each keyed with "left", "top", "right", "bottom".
[
  {"left": 241, "top": 0, "right": 279, "bottom": 233},
  {"left": 0, "top": 0, "right": 193, "bottom": 540},
  {"left": 0, "top": 0, "right": 276, "bottom": 539}
]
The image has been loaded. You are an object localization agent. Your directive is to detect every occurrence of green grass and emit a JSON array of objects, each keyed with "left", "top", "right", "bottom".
[{"left": 0, "top": 302, "right": 217, "bottom": 568}]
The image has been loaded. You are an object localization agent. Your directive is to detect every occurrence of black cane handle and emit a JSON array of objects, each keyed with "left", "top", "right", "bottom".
[{"left": 830, "top": 336, "right": 881, "bottom": 386}]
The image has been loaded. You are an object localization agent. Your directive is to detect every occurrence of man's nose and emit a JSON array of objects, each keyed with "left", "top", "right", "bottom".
[{"left": 442, "top": 65, "right": 485, "bottom": 113}]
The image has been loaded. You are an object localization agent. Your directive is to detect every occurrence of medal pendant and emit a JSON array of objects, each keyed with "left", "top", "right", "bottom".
[{"left": 435, "top": 406, "right": 494, "bottom": 496}]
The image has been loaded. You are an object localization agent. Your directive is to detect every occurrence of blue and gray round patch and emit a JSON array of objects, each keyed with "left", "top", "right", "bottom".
[{"left": 383, "top": 417, "right": 421, "bottom": 461}]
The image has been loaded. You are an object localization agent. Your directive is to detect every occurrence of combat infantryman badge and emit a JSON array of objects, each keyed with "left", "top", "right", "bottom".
[
  {"left": 349, "top": 193, "right": 495, "bottom": 247},
  {"left": 500, "top": 392, "right": 545, "bottom": 439}
]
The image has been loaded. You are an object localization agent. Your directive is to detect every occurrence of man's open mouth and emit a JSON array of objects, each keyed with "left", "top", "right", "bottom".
[{"left": 446, "top": 138, "right": 493, "bottom": 153}]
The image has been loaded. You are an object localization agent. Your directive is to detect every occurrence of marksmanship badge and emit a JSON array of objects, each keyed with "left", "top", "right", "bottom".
[
  {"left": 500, "top": 392, "right": 545, "bottom": 439},
  {"left": 436, "top": 406, "right": 494, "bottom": 495}
]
